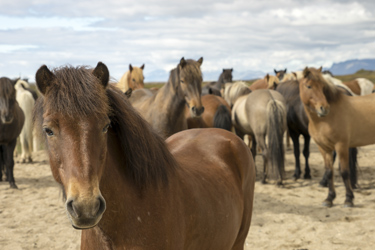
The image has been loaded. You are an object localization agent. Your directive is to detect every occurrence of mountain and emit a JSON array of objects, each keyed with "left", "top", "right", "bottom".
[{"left": 329, "top": 58, "right": 375, "bottom": 75}]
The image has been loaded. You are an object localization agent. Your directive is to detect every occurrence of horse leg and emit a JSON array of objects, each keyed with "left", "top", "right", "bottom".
[
  {"left": 336, "top": 145, "right": 354, "bottom": 207},
  {"left": 302, "top": 134, "right": 311, "bottom": 179},
  {"left": 256, "top": 135, "right": 269, "bottom": 184},
  {"left": 286, "top": 130, "right": 291, "bottom": 150},
  {"left": 320, "top": 150, "right": 336, "bottom": 187},
  {"left": 289, "top": 129, "right": 301, "bottom": 180},
  {"left": 250, "top": 136, "right": 258, "bottom": 177},
  {"left": 319, "top": 147, "right": 335, "bottom": 207},
  {"left": 5, "top": 139, "right": 18, "bottom": 188}
]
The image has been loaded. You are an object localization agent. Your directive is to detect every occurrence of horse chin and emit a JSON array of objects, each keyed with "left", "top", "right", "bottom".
[
  {"left": 1, "top": 116, "right": 13, "bottom": 124},
  {"left": 69, "top": 217, "right": 102, "bottom": 230},
  {"left": 317, "top": 110, "right": 329, "bottom": 117}
]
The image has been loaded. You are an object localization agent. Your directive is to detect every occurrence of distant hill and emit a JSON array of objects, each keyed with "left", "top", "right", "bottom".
[{"left": 329, "top": 59, "right": 375, "bottom": 75}]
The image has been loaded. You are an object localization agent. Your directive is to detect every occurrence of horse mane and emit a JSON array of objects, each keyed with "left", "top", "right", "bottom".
[
  {"left": 305, "top": 67, "right": 342, "bottom": 103},
  {"left": 225, "top": 81, "right": 251, "bottom": 106},
  {"left": 33, "top": 65, "right": 177, "bottom": 190}
]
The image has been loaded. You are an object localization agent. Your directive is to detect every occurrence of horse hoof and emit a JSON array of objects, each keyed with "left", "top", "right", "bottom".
[
  {"left": 10, "top": 183, "right": 18, "bottom": 189},
  {"left": 261, "top": 180, "right": 267, "bottom": 184},
  {"left": 322, "top": 200, "right": 333, "bottom": 207},
  {"left": 304, "top": 175, "right": 311, "bottom": 180},
  {"left": 344, "top": 201, "right": 354, "bottom": 208},
  {"left": 319, "top": 180, "right": 328, "bottom": 187}
]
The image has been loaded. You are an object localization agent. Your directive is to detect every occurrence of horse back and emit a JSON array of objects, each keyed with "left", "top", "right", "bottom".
[{"left": 166, "top": 128, "right": 255, "bottom": 249}]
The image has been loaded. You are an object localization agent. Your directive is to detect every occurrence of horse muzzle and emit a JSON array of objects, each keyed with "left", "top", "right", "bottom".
[
  {"left": 191, "top": 106, "right": 205, "bottom": 117},
  {"left": 65, "top": 195, "right": 106, "bottom": 229},
  {"left": 316, "top": 106, "right": 329, "bottom": 117},
  {"left": 1, "top": 115, "right": 14, "bottom": 124}
]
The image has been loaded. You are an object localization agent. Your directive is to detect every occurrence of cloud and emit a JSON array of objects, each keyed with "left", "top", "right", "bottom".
[{"left": 0, "top": 0, "right": 374, "bottom": 82}]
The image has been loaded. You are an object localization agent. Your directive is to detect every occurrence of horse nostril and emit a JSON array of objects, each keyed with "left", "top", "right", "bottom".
[
  {"left": 96, "top": 196, "right": 106, "bottom": 217},
  {"left": 66, "top": 199, "right": 80, "bottom": 218},
  {"left": 201, "top": 106, "right": 205, "bottom": 114},
  {"left": 192, "top": 106, "right": 196, "bottom": 112}
]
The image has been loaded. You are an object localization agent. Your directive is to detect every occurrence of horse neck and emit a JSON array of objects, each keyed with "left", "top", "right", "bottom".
[
  {"left": 153, "top": 70, "right": 187, "bottom": 137},
  {"left": 214, "top": 73, "right": 225, "bottom": 88}
]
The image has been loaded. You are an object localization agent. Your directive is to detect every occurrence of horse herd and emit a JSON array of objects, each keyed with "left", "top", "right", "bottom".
[{"left": 0, "top": 58, "right": 374, "bottom": 249}]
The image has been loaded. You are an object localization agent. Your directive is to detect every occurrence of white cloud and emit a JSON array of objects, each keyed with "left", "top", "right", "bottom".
[{"left": 0, "top": 0, "right": 374, "bottom": 81}]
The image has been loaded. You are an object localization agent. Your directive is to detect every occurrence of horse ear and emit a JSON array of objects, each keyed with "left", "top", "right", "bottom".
[
  {"left": 209, "top": 87, "right": 213, "bottom": 95},
  {"left": 140, "top": 64, "right": 145, "bottom": 70},
  {"left": 223, "top": 69, "right": 225, "bottom": 73},
  {"left": 318, "top": 66, "right": 323, "bottom": 72},
  {"left": 303, "top": 67, "right": 310, "bottom": 78},
  {"left": 36, "top": 65, "right": 55, "bottom": 95},
  {"left": 266, "top": 74, "right": 270, "bottom": 81},
  {"left": 93, "top": 62, "right": 109, "bottom": 88},
  {"left": 284, "top": 68, "right": 287, "bottom": 73},
  {"left": 179, "top": 57, "right": 187, "bottom": 69},
  {"left": 129, "top": 64, "right": 133, "bottom": 72},
  {"left": 274, "top": 69, "right": 277, "bottom": 74},
  {"left": 197, "top": 57, "right": 203, "bottom": 66},
  {"left": 231, "top": 68, "right": 233, "bottom": 72},
  {"left": 292, "top": 72, "right": 297, "bottom": 78}
]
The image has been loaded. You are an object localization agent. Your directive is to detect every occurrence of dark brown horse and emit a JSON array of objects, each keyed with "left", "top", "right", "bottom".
[
  {"left": 0, "top": 77, "right": 25, "bottom": 188},
  {"left": 202, "top": 68, "right": 233, "bottom": 96},
  {"left": 185, "top": 94, "right": 232, "bottom": 131},
  {"left": 129, "top": 57, "right": 204, "bottom": 138},
  {"left": 33, "top": 62, "right": 255, "bottom": 249},
  {"left": 299, "top": 67, "right": 375, "bottom": 207}
]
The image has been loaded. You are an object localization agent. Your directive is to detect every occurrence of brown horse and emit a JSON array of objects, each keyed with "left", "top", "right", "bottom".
[
  {"left": 129, "top": 57, "right": 204, "bottom": 138},
  {"left": 33, "top": 62, "right": 255, "bottom": 249},
  {"left": 185, "top": 94, "right": 232, "bottom": 131},
  {"left": 116, "top": 64, "right": 145, "bottom": 92},
  {"left": 0, "top": 77, "right": 25, "bottom": 188},
  {"left": 299, "top": 66, "right": 375, "bottom": 207},
  {"left": 249, "top": 74, "right": 279, "bottom": 91}
]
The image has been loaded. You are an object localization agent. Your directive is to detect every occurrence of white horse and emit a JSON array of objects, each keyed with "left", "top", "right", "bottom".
[{"left": 15, "top": 80, "right": 35, "bottom": 163}]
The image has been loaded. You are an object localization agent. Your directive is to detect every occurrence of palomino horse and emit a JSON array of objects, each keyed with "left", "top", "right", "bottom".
[
  {"left": 185, "top": 94, "right": 232, "bottom": 131},
  {"left": 116, "top": 64, "right": 145, "bottom": 92},
  {"left": 129, "top": 57, "right": 204, "bottom": 138},
  {"left": 15, "top": 80, "right": 35, "bottom": 163},
  {"left": 249, "top": 74, "right": 280, "bottom": 91},
  {"left": 299, "top": 67, "right": 375, "bottom": 207},
  {"left": 274, "top": 69, "right": 303, "bottom": 82},
  {"left": 202, "top": 68, "right": 233, "bottom": 96},
  {"left": 0, "top": 77, "right": 25, "bottom": 188},
  {"left": 277, "top": 80, "right": 358, "bottom": 187},
  {"left": 224, "top": 81, "right": 287, "bottom": 184},
  {"left": 34, "top": 62, "right": 255, "bottom": 249}
]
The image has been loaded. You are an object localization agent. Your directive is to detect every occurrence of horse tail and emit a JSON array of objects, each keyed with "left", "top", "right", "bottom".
[
  {"left": 348, "top": 147, "right": 358, "bottom": 189},
  {"left": 266, "top": 98, "right": 286, "bottom": 180},
  {"left": 213, "top": 105, "right": 232, "bottom": 131}
]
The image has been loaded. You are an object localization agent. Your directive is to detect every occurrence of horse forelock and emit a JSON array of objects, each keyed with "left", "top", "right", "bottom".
[
  {"left": 0, "top": 77, "right": 16, "bottom": 112},
  {"left": 306, "top": 68, "right": 341, "bottom": 103},
  {"left": 180, "top": 60, "right": 203, "bottom": 82},
  {"left": 43, "top": 66, "right": 109, "bottom": 118}
]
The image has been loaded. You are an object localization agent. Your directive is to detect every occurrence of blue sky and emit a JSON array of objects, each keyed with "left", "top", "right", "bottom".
[{"left": 1, "top": 0, "right": 374, "bottom": 82}]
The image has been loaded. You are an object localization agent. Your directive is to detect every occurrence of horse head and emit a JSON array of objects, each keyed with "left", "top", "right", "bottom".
[
  {"left": 35, "top": 62, "right": 110, "bottom": 229},
  {"left": 221, "top": 68, "right": 233, "bottom": 83},
  {"left": 0, "top": 77, "right": 17, "bottom": 124},
  {"left": 265, "top": 74, "right": 280, "bottom": 90},
  {"left": 128, "top": 64, "right": 145, "bottom": 90},
  {"left": 274, "top": 68, "right": 287, "bottom": 81},
  {"left": 177, "top": 57, "right": 205, "bottom": 117},
  {"left": 299, "top": 66, "right": 333, "bottom": 117}
]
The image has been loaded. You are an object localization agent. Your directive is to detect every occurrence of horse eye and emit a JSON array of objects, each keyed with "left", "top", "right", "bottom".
[
  {"left": 43, "top": 128, "right": 54, "bottom": 137},
  {"left": 103, "top": 124, "right": 110, "bottom": 133},
  {"left": 132, "top": 79, "right": 135, "bottom": 82},
  {"left": 306, "top": 85, "right": 312, "bottom": 89},
  {"left": 180, "top": 80, "right": 185, "bottom": 84}
]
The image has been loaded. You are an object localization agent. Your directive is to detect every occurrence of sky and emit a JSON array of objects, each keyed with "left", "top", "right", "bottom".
[{"left": 0, "top": 0, "right": 374, "bottom": 82}]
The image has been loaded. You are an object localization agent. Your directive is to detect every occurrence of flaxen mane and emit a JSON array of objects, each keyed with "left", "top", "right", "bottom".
[
  {"left": 304, "top": 67, "right": 342, "bottom": 103},
  {"left": 33, "top": 65, "right": 177, "bottom": 190}
]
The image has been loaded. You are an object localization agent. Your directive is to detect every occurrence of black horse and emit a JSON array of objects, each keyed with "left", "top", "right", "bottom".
[
  {"left": 202, "top": 68, "right": 233, "bottom": 96},
  {"left": 0, "top": 77, "right": 25, "bottom": 188},
  {"left": 276, "top": 80, "right": 357, "bottom": 188}
]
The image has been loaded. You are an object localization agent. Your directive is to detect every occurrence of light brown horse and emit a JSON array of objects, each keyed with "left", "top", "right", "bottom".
[
  {"left": 299, "top": 66, "right": 375, "bottom": 207},
  {"left": 116, "top": 64, "right": 145, "bottom": 92},
  {"left": 249, "top": 74, "right": 280, "bottom": 91},
  {"left": 33, "top": 62, "right": 255, "bottom": 249},
  {"left": 129, "top": 57, "right": 204, "bottom": 138},
  {"left": 185, "top": 94, "right": 232, "bottom": 131}
]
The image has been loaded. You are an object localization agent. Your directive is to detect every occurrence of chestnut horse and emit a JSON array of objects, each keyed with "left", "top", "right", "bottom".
[
  {"left": 249, "top": 74, "right": 280, "bottom": 91},
  {"left": 116, "top": 64, "right": 145, "bottom": 92},
  {"left": 185, "top": 94, "right": 232, "bottom": 131},
  {"left": 33, "top": 62, "right": 255, "bottom": 249},
  {"left": 299, "top": 66, "right": 375, "bottom": 207},
  {"left": 129, "top": 57, "right": 204, "bottom": 138},
  {"left": 0, "top": 77, "right": 25, "bottom": 188}
]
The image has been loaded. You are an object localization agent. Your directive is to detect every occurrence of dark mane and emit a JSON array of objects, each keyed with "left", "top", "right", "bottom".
[
  {"left": 167, "top": 59, "right": 202, "bottom": 94},
  {"left": 33, "top": 65, "right": 177, "bottom": 190},
  {"left": 305, "top": 68, "right": 342, "bottom": 103}
]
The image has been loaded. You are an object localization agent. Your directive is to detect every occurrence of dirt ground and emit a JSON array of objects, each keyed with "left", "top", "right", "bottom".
[{"left": 1, "top": 140, "right": 375, "bottom": 250}]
